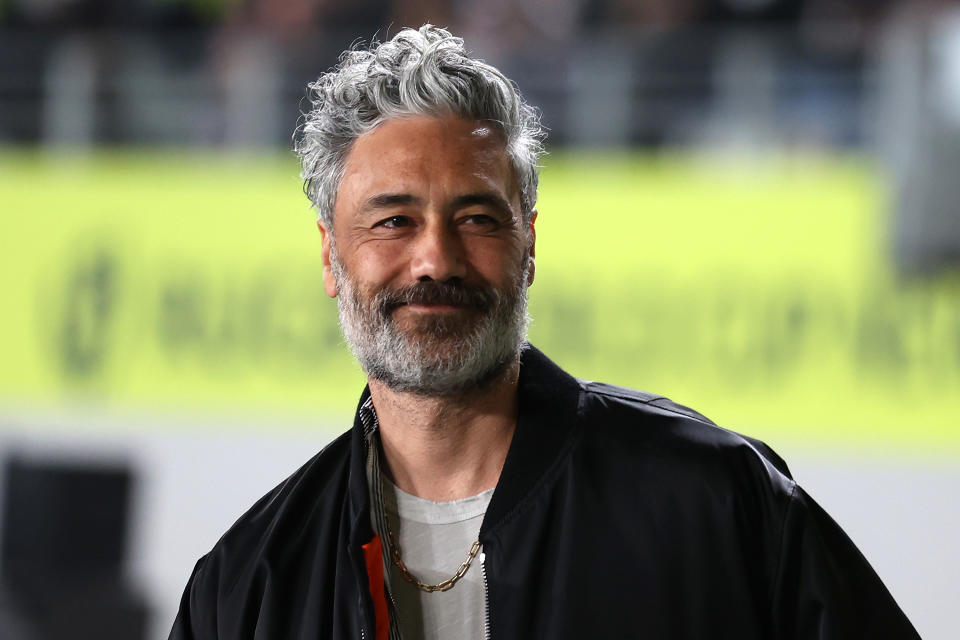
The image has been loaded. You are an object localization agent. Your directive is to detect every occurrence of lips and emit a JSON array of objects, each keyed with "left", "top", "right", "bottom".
[{"left": 379, "top": 281, "right": 495, "bottom": 316}]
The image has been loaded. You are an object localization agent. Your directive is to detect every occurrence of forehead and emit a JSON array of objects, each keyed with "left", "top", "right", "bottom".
[{"left": 336, "top": 115, "right": 516, "bottom": 206}]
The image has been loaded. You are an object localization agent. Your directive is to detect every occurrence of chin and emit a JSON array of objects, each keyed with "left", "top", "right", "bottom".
[{"left": 371, "top": 351, "right": 515, "bottom": 398}]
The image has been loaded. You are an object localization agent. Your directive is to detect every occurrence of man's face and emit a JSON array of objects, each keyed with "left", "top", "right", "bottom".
[{"left": 319, "top": 115, "right": 537, "bottom": 396}]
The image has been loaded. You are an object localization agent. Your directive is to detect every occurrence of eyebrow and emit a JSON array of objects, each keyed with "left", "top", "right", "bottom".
[
  {"left": 359, "top": 192, "right": 514, "bottom": 218},
  {"left": 360, "top": 193, "right": 420, "bottom": 212}
]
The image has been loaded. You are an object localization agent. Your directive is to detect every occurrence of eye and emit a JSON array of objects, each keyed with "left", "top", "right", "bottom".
[
  {"left": 459, "top": 214, "right": 499, "bottom": 229},
  {"left": 374, "top": 215, "right": 411, "bottom": 229}
]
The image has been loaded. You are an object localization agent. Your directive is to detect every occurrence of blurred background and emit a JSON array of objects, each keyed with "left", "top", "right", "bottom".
[{"left": 1, "top": 0, "right": 958, "bottom": 637}]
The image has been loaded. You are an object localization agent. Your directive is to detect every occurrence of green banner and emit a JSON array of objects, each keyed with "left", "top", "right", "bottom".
[{"left": 1, "top": 150, "right": 957, "bottom": 451}]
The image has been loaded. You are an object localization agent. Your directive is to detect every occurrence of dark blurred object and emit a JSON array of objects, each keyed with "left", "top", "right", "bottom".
[
  {"left": 0, "top": 457, "right": 149, "bottom": 640},
  {"left": 0, "top": 1, "right": 888, "bottom": 148}
]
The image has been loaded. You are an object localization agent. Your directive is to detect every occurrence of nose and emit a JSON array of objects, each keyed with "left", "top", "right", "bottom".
[{"left": 409, "top": 221, "right": 466, "bottom": 282}]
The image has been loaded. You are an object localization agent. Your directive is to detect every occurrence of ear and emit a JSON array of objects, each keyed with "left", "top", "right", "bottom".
[
  {"left": 526, "top": 210, "right": 537, "bottom": 287},
  {"left": 318, "top": 220, "right": 338, "bottom": 298}
]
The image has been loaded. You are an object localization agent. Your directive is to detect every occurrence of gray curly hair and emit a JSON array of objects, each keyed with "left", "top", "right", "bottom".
[{"left": 294, "top": 25, "right": 546, "bottom": 230}]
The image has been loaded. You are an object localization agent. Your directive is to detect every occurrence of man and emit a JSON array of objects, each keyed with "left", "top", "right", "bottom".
[{"left": 170, "top": 25, "right": 919, "bottom": 640}]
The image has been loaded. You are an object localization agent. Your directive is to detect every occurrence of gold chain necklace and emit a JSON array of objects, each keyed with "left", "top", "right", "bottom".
[{"left": 383, "top": 507, "right": 481, "bottom": 593}]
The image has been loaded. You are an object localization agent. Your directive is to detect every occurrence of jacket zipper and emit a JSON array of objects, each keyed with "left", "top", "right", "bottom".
[{"left": 480, "top": 549, "right": 491, "bottom": 640}]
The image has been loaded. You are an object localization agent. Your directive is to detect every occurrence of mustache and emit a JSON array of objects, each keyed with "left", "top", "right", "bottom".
[{"left": 376, "top": 280, "right": 497, "bottom": 314}]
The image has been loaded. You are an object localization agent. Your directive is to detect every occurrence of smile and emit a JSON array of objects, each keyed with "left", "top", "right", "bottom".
[{"left": 402, "top": 303, "right": 474, "bottom": 313}]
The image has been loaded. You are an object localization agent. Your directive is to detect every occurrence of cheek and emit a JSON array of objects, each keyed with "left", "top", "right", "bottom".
[
  {"left": 351, "top": 243, "right": 408, "bottom": 285},
  {"left": 468, "top": 241, "right": 527, "bottom": 282}
]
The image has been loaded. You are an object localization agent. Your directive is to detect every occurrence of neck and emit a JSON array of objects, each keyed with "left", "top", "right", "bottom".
[{"left": 368, "top": 361, "right": 520, "bottom": 502}]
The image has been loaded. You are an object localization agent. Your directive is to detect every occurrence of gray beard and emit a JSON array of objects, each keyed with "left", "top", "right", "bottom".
[{"left": 331, "top": 250, "right": 530, "bottom": 397}]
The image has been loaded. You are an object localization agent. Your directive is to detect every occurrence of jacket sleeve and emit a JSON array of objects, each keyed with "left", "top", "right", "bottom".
[
  {"left": 169, "top": 556, "right": 217, "bottom": 640},
  {"left": 770, "top": 485, "right": 920, "bottom": 639}
]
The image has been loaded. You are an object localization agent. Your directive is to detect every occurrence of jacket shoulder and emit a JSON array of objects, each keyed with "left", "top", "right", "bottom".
[
  {"left": 216, "top": 427, "right": 353, "bottom": 552},
  {"left": 172, "top": 428, "right": 355, "bottom": 635},
  {"left": 576, "top": 378, "right": 793, "bottom": 481},
  {"left": 578, "top": 379, "right": 716, "bottom": 425}
]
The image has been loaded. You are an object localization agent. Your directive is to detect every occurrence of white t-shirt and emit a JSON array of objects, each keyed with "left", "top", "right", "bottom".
[{"left": 381, "top": 477, "right": 493, "bottom": 640}]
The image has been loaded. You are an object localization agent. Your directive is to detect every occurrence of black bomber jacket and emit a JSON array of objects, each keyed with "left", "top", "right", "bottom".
[{"left": 170, "top": 345, "right": 920, "bottom": 640}]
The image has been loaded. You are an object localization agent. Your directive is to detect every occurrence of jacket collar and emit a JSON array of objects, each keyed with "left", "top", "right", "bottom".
[
  {"left": 346, "top": 344, "right": 583, "bottom": 542},
  {"left": 481, "top": 344, "right": 582, "bottom": 536},
  {"left": 348, "top": 388, "right": 376, "bottom": 545}
]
